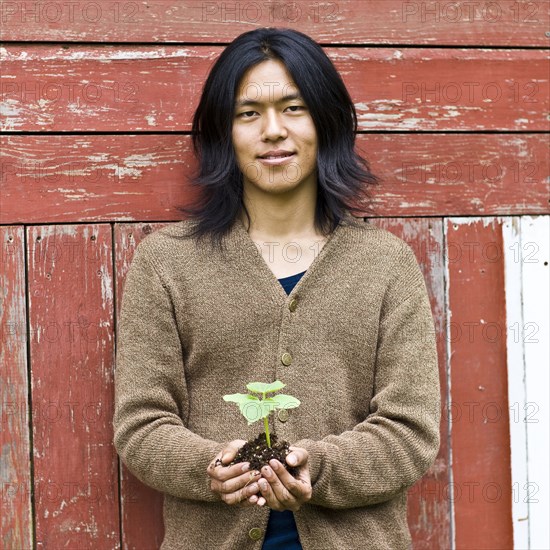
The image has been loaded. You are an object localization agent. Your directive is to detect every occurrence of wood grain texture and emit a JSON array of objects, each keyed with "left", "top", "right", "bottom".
[
  {"left": 1, "top": 2, "right": 547, "bottom": 545},
  {"left": 371, "top": 217, "right": 450, "bottom": 549},
  {"left": 0, "top": 226, "right": 33, "bottom": 549},
  {"left": 27, "top": 224, "right": 120, "bottom": 549},
  {"left": 446, "top": 218, "right": 514, "bottom": 549},
  {"left": 1, "top": 133, "right": 547, "bottom": 224},
  {"left": 519, "top": 215, "right": 550, "bottom": 548},
  {"left": 114, "top": 222, "right": 169, "bottom": 550},
  {"left": 1, "top": 46, "right": 548, "bottom": 131},
  {"left": 1, "top": 0, "right": 548, "bottom": 46},
  {"left": 502, "top": 217, "right": 530, "bottom": 548}
]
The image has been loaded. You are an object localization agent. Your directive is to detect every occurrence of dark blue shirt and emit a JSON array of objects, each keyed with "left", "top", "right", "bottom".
[{"left": 261, "top": 269, "right": 306, "bottom": 550}]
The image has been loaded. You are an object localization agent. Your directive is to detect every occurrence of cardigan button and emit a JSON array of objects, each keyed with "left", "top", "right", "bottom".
[
  {"left": 281, "top": 352, "right": 292, "bottom": 366},
  {"left": 288, "top": 298, "right": 298, "bottom": 312},
  {"left": 278, "top": 409, "right": 290, "bottom": 422},
  {"left": 248, "top": 527, "right": 263, "bottom": 540}
]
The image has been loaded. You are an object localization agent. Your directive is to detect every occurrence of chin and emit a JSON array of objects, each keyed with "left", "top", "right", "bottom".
[{"left": 253, "top": 180, "right": 301, "bottom": 193}]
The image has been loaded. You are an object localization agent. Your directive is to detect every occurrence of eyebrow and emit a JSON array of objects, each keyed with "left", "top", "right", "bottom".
[{"left": 234, "top": 93, "right": 304, "bottom": 108}]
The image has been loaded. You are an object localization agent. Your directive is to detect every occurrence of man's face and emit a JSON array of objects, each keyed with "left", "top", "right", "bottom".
[{"left": 231, "top": 59, "right": 318, "bottom": 198}]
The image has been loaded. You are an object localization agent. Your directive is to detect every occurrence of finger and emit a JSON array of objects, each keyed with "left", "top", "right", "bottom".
[
  {"left": 208, "top": 458, "right": 252, "bottom": 482},
  {"left": 237, "top": 493, "right": 259, "bottom": 508},
  {"left": 268, "top": 459, "right": 309, "bottom": 500},
  {"left": 285, "top": 447, "right": 312, "bottom": 487},
  {"left": 257, "top": 476, "right": 283, "bottom": 510},
  {"left": 222, "top": 439, "right": 248, "bottom": 463},
  {"left": 260, "top": 465, "right": 298, "bottom": 509},
  {"left": 257, "top": 467, "right": 299, "bottom": 512},
  {"left": 221, "top": 479, "right": 261, "bottom": 506},
  {"left": 286, "top": 447, "right": 308, "bottom": 468},
  {"left": 207, "top": 452, "right": 230, "bottom": 476},
  {"left": 207, "top": 439, "right": 247, "bottom": 475},
  {"left": 211, "top": 468, "right": 261, "bottom": 494},
  {"left": 220, "top": 447, "right": 237, "bottom": 465}
]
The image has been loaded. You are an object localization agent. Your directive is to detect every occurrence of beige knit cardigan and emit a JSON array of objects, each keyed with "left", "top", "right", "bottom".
[{"left": 113, "top": 212, "right": 441, "bottom": 550}]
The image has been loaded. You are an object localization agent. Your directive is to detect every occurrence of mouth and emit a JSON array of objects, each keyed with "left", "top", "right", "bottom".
[
  {"left": 258, "top": 151, "right": 295, "bottom": 159},
  {"left": 257, "top": 152, "right": 296, "bottom": 165}
]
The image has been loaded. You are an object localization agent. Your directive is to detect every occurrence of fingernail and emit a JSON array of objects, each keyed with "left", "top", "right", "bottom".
[
  {"left": 241, "top": 463, "right": 250, "bottom": 472},
  {"left": 263, "top": 466, "right": 271, "bottom": 476},
  {"left": 270, "top": 459, "right": 279, "bottom": 471},
  {"left": 222, "top": 453, "right": 229, "bottom": 462},
  {"left": 259, "top": 480, "right": 268, "bottom": 490},
  {"left": 288, "top": 455, "right": 296, "bottom": 465}
]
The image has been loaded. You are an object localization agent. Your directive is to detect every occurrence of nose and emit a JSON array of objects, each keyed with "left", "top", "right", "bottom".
[{"left": 261, "top": 109, "right": 288, "bottom": 141}]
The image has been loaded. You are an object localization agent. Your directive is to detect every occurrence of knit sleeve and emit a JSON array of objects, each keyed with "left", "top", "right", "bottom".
[
  {"left": 293, "top": 242, "right": 441, "bottom": 509},
  {"left": 113, "top": 239, "right": 225, "bottom": 501}
]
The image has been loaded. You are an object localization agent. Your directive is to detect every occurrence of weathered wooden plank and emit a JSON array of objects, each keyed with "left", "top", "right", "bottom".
[
  {"left": 519, "top": 215, "right": 550, "bottom": 548},
  {"left": 1, "top": 46, "right": 548, "bottom": 132},
  {"left": 0, "top": 0, "right": 547, "bottom": 46},
  {"left": 0, "top": 226, "right": 33, "bottom": 549},
  {"left": 114, "top": 222, "right": 170, "bottom": 550},
  {"left": 502, "top": 217, "right": 530, "bottom": 547},
  {"left": 27, "top": 224, "right": 120, "bottom": 549},
  {"left": 446, "top": 217, "right": 514, "bottom": 549},
  {"left": 371, "top": 218, "right": 450, "bottom": 549},
  {"left": 1, "top": 133, "right": 547, "bottom": 224}
]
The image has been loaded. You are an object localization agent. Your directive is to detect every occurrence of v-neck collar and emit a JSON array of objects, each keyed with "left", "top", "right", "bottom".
[{"left": 228, "top": 212, "right": 357, "bottom": 304}]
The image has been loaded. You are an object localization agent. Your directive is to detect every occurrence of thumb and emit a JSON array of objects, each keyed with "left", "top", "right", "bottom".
[
  {"left": 286, "top": 446, "right": 308, "bottom": 467},
  {"left": 222, "top": 439, "right": 247, "bottom": 464}
]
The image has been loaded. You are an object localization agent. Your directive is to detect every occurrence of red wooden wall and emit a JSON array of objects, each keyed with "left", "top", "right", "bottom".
[{"left": 1, "top": 1, "right": 549, "bottom": 548}]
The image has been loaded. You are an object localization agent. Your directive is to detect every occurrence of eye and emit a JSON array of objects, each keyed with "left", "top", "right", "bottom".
[
  {"left": 238, "top": 111, "right": 257, "bottom": 118},
  {"left": 286, "top": 105, "right": 304, "bottom": 112}
]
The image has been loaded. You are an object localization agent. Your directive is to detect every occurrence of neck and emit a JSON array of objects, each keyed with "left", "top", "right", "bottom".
[{"left": 238, "top": 187, "right": 322, "bottom": 240}]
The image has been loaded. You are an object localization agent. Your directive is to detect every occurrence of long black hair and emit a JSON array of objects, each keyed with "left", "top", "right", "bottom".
[{"left": 175, "top": 27, "right": 380, "bottom": 252}]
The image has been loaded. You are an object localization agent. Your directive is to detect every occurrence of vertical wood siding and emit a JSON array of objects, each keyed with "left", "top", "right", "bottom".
[
  {"left": 27, "top": 225, "right": 119, "bottom": 548},
  {"left": 516, "top": 216, "right": 550, "bottom": 547},
  {"left": 1, "top": 226, "right": 33, "bottom": 548},
  {"left": 1, "top": 2, "right": 548, "bottom": 548},
  {"left": 373, "top": 218, "right": 450, "bottom": 549},
  {"left": 114, "top": 223, "right": 169, "bottom": 549},
  {"left": 446, "top": 218, "right": 514, "bottom": 549},
  {"left": 503, "top": 217, "right": 530, "bottom": 548}
]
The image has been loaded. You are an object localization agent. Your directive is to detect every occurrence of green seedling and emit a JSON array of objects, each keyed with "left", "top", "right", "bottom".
[{"left": 223, "top": 380, "right": 300, "bottom": 448}]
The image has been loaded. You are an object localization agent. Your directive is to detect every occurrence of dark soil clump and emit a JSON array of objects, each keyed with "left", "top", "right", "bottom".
[{"left": 217, "top": 432, "right": 299, "bottom": 477}]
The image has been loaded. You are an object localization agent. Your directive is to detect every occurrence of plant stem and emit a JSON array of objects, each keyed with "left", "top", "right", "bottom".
[
  {"left": 262, "top": 392, "right": 271, "bottom": 448},
  {"left": 264, "top": 415, "right": 271, "bottom": 448}
]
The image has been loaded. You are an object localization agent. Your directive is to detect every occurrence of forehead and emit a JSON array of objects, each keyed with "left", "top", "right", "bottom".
[{"left": 235, "top": 59, "right": 300, "bottom": 103}]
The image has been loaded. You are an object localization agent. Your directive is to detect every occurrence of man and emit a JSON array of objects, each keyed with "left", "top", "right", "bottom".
[{"left": 114, "top": 27, "right": 441, "bottom": 549}]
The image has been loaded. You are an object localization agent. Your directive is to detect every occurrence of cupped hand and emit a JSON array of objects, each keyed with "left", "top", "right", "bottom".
[
  {"left": 255, "top": 446, "right": 312, "bottom": 512},
  {"left": 207, "top": 439, "right": 264, "bottom": 508}
]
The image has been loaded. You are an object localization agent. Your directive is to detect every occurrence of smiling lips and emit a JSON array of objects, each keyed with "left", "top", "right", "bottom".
[
  {"left": 257, "top": 150, "right": 296, "bottom": 165},
  {"left": 258, "top": 150, "right": 295, "bottom": 159}
]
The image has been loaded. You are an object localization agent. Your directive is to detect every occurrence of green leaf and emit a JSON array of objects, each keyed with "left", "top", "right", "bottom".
[
  {"left": 223, "top": 383, "right": 298, "bottom": 426},
  {"left": 255, "top": 398, "right": 278, "bottom": 420},
  {"left": 270, "top": 394, "right": 301, "bottom": 410},
  {"left": 223, "top": 393, "right": 261, "bottom": 423},
  {"left": 222, "top": 393, "right": 256, "bottom": 407},
  {"left": 241, "top": 399, "right": 269, "bottom": 424},
  {"left": 246, "top": 381, "right": 285, "bottom": 395}
]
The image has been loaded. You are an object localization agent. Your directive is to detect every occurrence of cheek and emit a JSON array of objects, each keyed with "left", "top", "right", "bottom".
[
  {"left": 299, "top": 124, "right": 318, "bottom": 155},
  {"left": 304, "top": 138, "right": 318, "bottom": 161},
  {"left": 302, "top": 142, "right": 318, "bottom": 171},
  {"left": 232, "top": 130, "right": 251, "bottom": 157}
]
